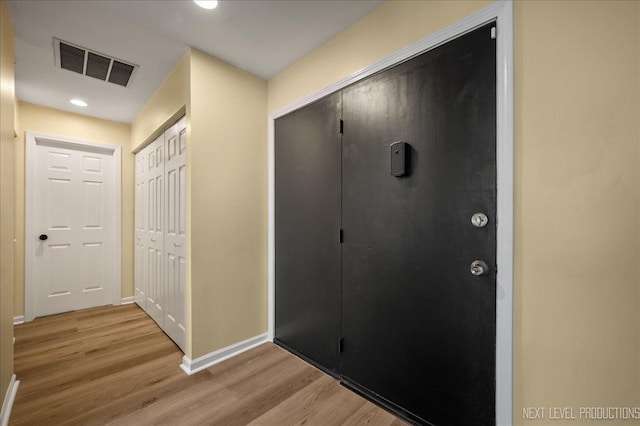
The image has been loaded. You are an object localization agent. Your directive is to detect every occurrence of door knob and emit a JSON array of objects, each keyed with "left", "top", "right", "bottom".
[
  {"left": 39, "top": 234, "right": 48, "bottom": 241},
  {"left": 470, "top": 260, "right": 489, "bottom": 276}
]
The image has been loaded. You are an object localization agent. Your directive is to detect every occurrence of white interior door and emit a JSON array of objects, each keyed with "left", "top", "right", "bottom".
[
  {"left": 145, "top": 135, "right": 165, "bottom": 327},
  {"left": 29, "top": 136, "right": 119, "bottom": 319},
  {"left": 163, "top": 118, "right": 186, "bottom": 350}
]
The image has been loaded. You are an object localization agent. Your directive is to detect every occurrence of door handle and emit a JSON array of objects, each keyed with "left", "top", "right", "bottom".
[
  {"left": 173, "top": 243, "right": 181, "bottom": 248},
  {"left": 39, "top": 234, "right": 48, "bottom": 241},
  {"left": 470, "top": 260, "right": 489, "bottom": 276}
]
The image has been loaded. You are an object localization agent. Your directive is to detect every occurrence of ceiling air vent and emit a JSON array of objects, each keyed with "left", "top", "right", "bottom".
[{"left": 54, "top": 38, "right": 136, "bottom": 87}]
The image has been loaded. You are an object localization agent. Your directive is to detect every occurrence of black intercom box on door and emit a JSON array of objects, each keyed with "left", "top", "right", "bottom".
[{"left": 390, "top": 141, "right": 407, "bottom": 177}]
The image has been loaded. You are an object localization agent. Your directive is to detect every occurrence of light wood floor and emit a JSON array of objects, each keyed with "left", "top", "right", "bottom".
[{"left": 12, "top": 304, "right": 404, "bottom": 425}]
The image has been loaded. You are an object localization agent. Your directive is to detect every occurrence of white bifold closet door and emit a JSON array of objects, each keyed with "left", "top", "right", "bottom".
[{"left": 134, "top": 116, "right": 186, "bottom": 351}]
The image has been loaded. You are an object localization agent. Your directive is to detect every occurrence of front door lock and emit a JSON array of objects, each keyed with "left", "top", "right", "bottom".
[
  {"left": 470, "top": 260, "right": 489, "bottom": 276},
  {"left": 471, "top": 212, "right": 489, "bottom": 228}
]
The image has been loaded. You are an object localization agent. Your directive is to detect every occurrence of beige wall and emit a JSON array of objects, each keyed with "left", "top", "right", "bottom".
[
  {"left": 14, "top": 102, "right": 134, "bottom": 316},
  {"left": 0, "top": 0, "right": 15, "bottom": 401},
  {"left": 132, "top": 48, "right": 267, "bottom": 359},
  {"left": 267, "top": 1, "right": 640, "bottom": 424},
  {"left": 515, "top": 2, "right": 639, "bottom": 424},
  {"left": 189, "top": 49, "right": 267, "bottom": 359},
  {"left": 131, "top": 51, "right": 190, "bottom": 152}
]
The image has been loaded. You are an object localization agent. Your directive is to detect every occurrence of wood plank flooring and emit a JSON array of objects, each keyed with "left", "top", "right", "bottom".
[{"left": 12, "top": 304, "right": 404, "bottom": 425}]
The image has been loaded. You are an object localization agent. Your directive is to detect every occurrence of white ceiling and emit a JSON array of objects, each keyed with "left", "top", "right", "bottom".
[{"left": 9, "top": 0, "right": 385, "bottom": 123}]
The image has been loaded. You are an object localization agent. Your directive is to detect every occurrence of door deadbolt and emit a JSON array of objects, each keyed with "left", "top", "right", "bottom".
[
  {"left": 39, "top": 234, "right": 48, "bottom": 241},
  {"left": 470, "top": 260, "right": 489, "bottom": 276},
  {"left": 471, "top": 212, "right": 489, "bottom": 228}
]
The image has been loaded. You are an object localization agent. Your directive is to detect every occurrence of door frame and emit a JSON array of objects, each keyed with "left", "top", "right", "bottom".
[
  {"left": 267, "top": 1, "right": 514, "bottom": 424},
  {"left": 24, "top": 131, "right": 122, "bottom": 322}
]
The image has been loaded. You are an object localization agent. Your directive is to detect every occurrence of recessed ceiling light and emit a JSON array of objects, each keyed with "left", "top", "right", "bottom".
[
  {"left": 194, "top": 0, "right": 218, "bottom": 10},
  {"left": 70, "top": 99, "right": 88, "bottom": 107}
]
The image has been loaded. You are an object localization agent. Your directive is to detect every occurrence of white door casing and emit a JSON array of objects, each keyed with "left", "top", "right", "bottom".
[
  {"left": 25, "top": 133, "right": 122, "bottom": 321},
  {"left": 163, "top": 117, "right": 187, "bottom": 350}
]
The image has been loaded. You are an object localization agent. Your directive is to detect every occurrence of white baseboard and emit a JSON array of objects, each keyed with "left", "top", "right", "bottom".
[
  {"left": 1, "top": 374, "right": 20, "bottom": 426},
  {"left": 180, "top": 333, "right": 268, "bottom": 375},
  {"left": 13, "top": 316, "right": 24, "bottom": 326}
]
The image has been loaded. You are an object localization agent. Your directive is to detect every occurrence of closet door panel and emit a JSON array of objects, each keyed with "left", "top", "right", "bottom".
[
  {"left": 164, "top": 118, "right": 186, "bottom": 350},
  {"left": 144, "top": 136, "right": 165, "bottom": 327},
  {"left": 134, "top": 148, "right": 147, "bottom": 309},
  {"left": 274, "top": 93, "right": 342, "bottom": 373}
]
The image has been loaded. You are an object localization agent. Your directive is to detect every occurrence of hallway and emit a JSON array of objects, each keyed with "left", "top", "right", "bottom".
[{"left": 11, "top": 305, "right": 403, "bottom": 425}]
